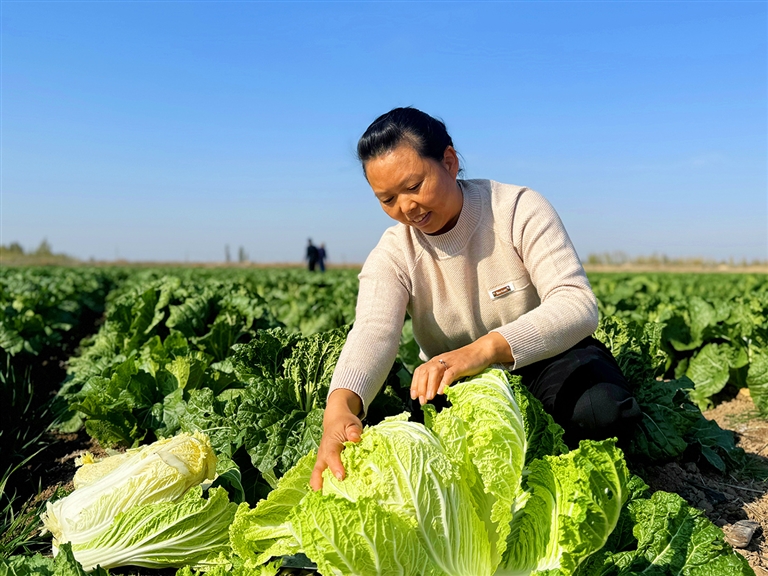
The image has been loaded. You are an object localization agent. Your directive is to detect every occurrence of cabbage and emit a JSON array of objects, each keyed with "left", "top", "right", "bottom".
[
  {"left": 425, "top": 368, "right": 568, "bottom": 565},
  {"left": 70, "top": 486, "right": 236, "bottom": 571},
  {"left": 430, "top": 370, "right": 629, "bottom": 575},
  {"left": 230, "top": 369, "right": 631, "bottom": 576},
  {"left": 43, "top": 432, "right": 217, "bottom": 555},
  {"left": 497, "top": 440, "right": 629, "bottom": 575},
  {"left": 176, "top": 559, "right": 282, "bottom": 576},
  {"left": 301, "top": 415, "right": 493, "bottom": 575},
  {"left": 575, "top": 489, "right": 754, "bottom": 575}
]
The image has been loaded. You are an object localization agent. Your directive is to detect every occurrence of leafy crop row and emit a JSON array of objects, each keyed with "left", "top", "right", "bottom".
[
  {"left": 0, "top": 267, "right": 122, "bottom": 370},
  {"left": 0, "top": 267, "right": 124, "bottom": 546},
  {"left": 591, "top": 273, "right": 768, "bottom": 413}
]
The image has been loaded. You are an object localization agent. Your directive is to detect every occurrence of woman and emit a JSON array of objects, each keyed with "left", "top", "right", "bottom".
[{"left": 311, "top": 107, "right": 640, "bottom": 490}]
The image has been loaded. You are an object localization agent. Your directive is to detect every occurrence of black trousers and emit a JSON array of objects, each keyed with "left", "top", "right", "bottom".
[
  {"left": 513, "top": 336, "right": 642, "bottom": 447},
  {"left": 410, "top": 336, "right": 642, "bottom": 448}
]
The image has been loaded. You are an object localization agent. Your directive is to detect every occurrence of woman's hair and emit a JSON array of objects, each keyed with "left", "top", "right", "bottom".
[{"left": 357, "top": 107, "right": 455, "bottom": 167}]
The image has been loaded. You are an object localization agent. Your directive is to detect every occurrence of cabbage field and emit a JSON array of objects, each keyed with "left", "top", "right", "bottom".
[{"left": 1, "top": 266, "right": 767, "bottom": 575}]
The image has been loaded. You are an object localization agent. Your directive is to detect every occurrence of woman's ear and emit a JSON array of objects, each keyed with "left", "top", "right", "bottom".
[{"left": 442, "top": 146, "right": 460, "bottom": 178}]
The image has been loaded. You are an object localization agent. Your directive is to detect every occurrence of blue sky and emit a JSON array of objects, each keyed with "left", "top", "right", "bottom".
[{"left": 2, "top": 1, "right": 766, "bottom": 263}]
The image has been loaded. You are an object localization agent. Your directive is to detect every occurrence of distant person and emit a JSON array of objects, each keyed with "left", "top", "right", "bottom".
[
  {"left": 317, "top": 243, "right": 327, "bottom": 272},
  {"left": 311, "top": 106, "right": 642, "bottom": 490},
  {"left": 306, "top": 239, "right": 319, "bottom": 271}
]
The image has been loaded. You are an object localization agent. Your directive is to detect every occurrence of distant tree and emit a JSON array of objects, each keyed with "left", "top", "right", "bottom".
[
  {"left": 586, "top": 251, "right": 630, "bottom": 266},
  {"left": 34, "top": 239, "right": 53, "bottom": 256},
  {"left": 6, "top": 242, "right": 24, "bottom": 255},
  {"left": 225, "top": 244, "right": 231, "bottom": 263},
  {"left": 586, "top": 253, "right": 602, "bottom": 266},
  {"left": 238, "top": 246, "right": 248, "bottom": 263}
]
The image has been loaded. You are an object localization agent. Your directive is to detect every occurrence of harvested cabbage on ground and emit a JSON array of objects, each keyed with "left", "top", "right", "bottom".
[{"left": 40, "top": 432, "right": 236, "bottom": 572}]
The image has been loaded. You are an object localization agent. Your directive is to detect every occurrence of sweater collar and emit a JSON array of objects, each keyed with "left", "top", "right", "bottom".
[{"left": 416, "top": 179, "right": 483, "bottom": 257}]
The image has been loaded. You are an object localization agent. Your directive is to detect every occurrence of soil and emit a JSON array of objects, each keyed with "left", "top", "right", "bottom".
[
  {"left": 18, "top": 388, "right": 768, "bottom": 575},
  {"left": 33, "top": 429, "right": 111, "bottom": 502}
]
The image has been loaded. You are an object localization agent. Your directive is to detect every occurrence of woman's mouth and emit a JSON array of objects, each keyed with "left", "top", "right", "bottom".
[{"left": 410, "top": 212, "right": 431, "bottom": 227}]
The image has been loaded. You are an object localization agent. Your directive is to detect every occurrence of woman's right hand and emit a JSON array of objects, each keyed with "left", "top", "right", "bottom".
[{"left": 310, "top": 389, "right": 364, "bottom": 491}]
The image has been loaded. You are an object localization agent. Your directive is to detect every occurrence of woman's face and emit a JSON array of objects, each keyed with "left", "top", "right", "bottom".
[{"left": 364, "top": 142, "right": 463, "bottom": 235}]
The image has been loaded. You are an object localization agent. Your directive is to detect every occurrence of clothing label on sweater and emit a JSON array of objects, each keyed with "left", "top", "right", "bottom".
[{"left": 488, "top": 282, "right": 515, "bottom": 300}]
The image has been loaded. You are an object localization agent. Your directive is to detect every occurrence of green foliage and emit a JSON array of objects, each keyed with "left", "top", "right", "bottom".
[
  {"left": 0, "top": 542, "right": 110, "bottom": 575},
  {"left": 168, "top": 324, "right": 401, "bottom": 504},
  {"left": 176, "top": 559, "right": 281, "bottom": 576},
  {"left": 4, "top": 267, "right": 764, "bottom": 575},
  {"left": 0, "top": 465, "right": 61, "bottom": 559},
  {"left": 590, "top": 272, "right": 768, "bottom": 414},
  {"left": 0, "top": 268, "right": 124, "bottom": 564},
  {"left": 246, "top": 269, "right": 358, "bottom": 335},
  {"left": 224, "top": 326, "right": 349, "bottom": 483},
  {"left": 0, "top": 268, "right": 117, "bottom": 364},
  {"left": 397, "top": 318, "right": 424, "bottom": 373},
  {"left": 0, "top": 363, "right": 52, "bottom": 479},
  {"left": 595, "top": 316, "right": 745, "bottom": 472},
  {"left": 576, "top": 491, "right": 753, "bottom": 575},
  {"left": 594, "top": 316, "right": 668, "bottom": 387},
  {"left": 60, "top": 276, "right": 281, "bottom": 446}
]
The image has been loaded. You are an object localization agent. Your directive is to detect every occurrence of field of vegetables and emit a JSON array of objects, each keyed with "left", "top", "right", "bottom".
[{"left": 1, "top": 266, "right": 767, "bottom": 575}]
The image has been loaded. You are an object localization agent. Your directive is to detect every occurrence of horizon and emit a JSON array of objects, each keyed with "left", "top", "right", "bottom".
[
  {"left": 2, "top": 2, "right": 766, "bottom": 264},
  {"left": 3, "top": 239, "right": 768, "bottom": 269}
]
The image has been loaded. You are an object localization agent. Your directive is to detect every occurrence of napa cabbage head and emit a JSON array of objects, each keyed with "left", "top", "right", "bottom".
[
  {"left": 43, "top": 432, "right": 217, "bottom": 553},
  {"left": 497, "top": 439, "right": 629, "bottom": 576},
  {"left": 427, "top": 370, "right": 628, "bottom": 576},
  {"left": 232, "top": 415, "right": 494, "bottom": 576},
  {"left": 69, "top": 486, "right": 236, "bottom": 571},
  {"left": 231, "top": 370, "right": 629, "bottom": 576},
  {"left": 230, "top": 452, "right": 317, "bottom": 566},
  {"left": 311, "top": 415, "right": 492, "bottom": 576}
]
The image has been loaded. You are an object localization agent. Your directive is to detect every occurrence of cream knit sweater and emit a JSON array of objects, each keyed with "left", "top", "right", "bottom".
[{"left": 329, "top": 179, "right": 599, "bottom": 413}]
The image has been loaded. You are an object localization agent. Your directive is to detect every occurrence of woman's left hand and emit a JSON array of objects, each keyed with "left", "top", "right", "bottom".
[{"left": 410, "top": 332, "right": 513, "bottom": 405}]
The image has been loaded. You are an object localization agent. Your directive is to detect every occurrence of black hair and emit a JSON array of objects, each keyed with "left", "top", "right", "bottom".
[{"left": 357, "top": 107, "right": 456, "bottom": 168}]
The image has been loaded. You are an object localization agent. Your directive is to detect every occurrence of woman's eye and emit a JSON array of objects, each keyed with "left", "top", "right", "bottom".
[
  {"left": 407, "top": 182, "right": 422, "bottom": 191},
  {"left": 382, "top": 197, "right": 394, "bottom": 205}
]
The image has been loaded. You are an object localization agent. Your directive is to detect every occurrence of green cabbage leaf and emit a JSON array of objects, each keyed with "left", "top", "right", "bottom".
[{"left": 575, "top": 490, "right": 753, "bottom": 576}]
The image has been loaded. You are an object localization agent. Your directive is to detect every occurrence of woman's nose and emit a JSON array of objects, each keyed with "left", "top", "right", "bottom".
[{"left": 400, "top": 197, "right": 419, "bottom": 217}]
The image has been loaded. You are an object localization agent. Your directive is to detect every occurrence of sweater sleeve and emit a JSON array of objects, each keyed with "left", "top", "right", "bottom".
[
  {"left": 491, "top": 188, "right": 598, "bottom": 369},
  {"left": 327, "top": 244, "right": 410, "bottom": 415}
]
